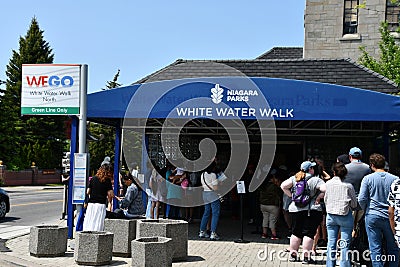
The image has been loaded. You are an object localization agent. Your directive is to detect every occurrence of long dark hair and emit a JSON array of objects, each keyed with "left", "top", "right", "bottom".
[
  {"left": 331, "top": 162, "right": 347, "bottom": 180},
  {"left": 205, "top": 161, "right": 216, "bottom": 174}
]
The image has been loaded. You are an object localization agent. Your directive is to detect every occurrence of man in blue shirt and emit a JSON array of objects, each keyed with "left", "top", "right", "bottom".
[{"left": 358, "top": 153, "right": 399, "bottom": 267}]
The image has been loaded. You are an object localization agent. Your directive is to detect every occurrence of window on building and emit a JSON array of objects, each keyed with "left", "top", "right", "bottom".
[
  {"left": 386, "top": 0, "right": 400, "bottom": 32},
  {"left": 343, "top": 0, "right": 359, "bottom": 35}
]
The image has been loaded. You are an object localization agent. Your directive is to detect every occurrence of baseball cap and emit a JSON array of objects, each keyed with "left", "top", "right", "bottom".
[
  {"left": 349, "top": 147, "right": 362, "bottom": 157},
  {"left": 300, "top": 161, "right": 316, "bottom": 172},
  {"left": 101, "top": 156, "right": 111, "bottom": 166}
]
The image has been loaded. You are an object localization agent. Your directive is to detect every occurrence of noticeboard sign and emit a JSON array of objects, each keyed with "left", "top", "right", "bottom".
[
  {"left": 72, "top": 153, "right": 87, "bottom": 204},
  {"left": 21, "top": 64, "right": 81, "bottom": 115}
]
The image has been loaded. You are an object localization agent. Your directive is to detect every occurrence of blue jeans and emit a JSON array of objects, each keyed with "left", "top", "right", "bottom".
[
  {"left": 326, "top": 212, "right": 353, "bottom": 267},
  {"left": 365, "top": 214, "right": 399, "bottom": 267},
  {"left": 200, "top": 191, "right": 221, "bottom": 232}
]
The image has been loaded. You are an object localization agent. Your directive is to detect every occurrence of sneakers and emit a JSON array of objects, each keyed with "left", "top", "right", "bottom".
[
  {"left": 199, "top": 230, "right": 210, "bottom": 238},
  {"left": 270, "top": 234, "right": 279, "bottom": 240},
  {"left": 302, "top": 257, "right": 317, "bottom": 264},
  {"left": 210, "top": 232, "right": 220, "bottom": 241},
  {"left": 261, "top": 233, "right": 268, "bottom": 239},
  {"left": 289, "top": 253, "right": 299, "bottom": 262}
]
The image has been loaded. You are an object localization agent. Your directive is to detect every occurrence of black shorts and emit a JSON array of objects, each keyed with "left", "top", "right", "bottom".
[{"left": 291, "top": 210, "right": 323, "bottom": 239}]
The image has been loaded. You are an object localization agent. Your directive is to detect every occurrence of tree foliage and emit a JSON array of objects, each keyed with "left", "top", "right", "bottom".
[
  {"left": 88, "top": 69, "right": 122, "bottom": 173},
  {"left": 0, "top": 17, "right": 66, "bottom": 170},
  {"left": 358, "top": 22, "right": 400, "bottom": 85}
]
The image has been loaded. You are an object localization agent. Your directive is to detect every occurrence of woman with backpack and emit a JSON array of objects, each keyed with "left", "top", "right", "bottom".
[{"left": 280, "top": 161, "right": 326, "bottom": 264}]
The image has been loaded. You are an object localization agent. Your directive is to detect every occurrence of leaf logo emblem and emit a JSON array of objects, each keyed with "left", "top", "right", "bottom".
[{"left": 211, "top": 84, "right": 224, "bottom": 104}]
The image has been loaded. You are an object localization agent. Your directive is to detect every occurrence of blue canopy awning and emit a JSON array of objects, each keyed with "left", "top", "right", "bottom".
[{"left": 87, "top": 77, "right": 400, "bottom": 121}]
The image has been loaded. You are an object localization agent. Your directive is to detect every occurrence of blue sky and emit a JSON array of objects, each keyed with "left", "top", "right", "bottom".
[{"left": 0, "top": 1, "right": 305, "bottom": 94}]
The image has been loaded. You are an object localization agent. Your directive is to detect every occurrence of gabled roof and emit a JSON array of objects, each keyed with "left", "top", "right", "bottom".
[
  {"left": 256, "top": 47, "right": 303, "bottom": 60},
  {"left": 136, "top": 58, "right": 399, "bottom": 94}
]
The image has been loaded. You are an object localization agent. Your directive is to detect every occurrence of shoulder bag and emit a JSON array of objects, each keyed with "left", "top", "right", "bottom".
[{"left": 202, "top": 172, "right": 224, "bottom": 203}]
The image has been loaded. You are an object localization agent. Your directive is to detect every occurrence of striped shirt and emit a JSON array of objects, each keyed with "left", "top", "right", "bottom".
[
  {"left": 324, "top": 176, "right": 358, "bottom": 216},
  {"left": 387, "top": 178, "right": 400, "bottom": 247}
]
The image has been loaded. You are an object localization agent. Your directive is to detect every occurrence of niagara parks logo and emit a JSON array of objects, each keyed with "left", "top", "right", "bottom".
[{"left": 211, "top": 84, "right": 224, "bottom": 104}]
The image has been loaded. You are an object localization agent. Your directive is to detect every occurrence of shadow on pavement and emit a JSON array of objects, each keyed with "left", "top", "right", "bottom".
[
  {"left": 0, "top": 239, "right": 11, "bottom": 252},
  {"left": 0, "top": 216, "right": 20, "bottom": 223}
]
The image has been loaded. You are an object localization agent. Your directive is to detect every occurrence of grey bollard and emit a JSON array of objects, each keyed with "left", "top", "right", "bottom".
[
  {"left": 104, "top": 218, "right": 139, "bottom": 257},
  {"left": 74, "top": 231, "right": 114, "bottom": 266},
  {"left": 136, "top": 219, "right": 188, "bottom": 260},
  {"left": 29, "top": 225, "right": 68, "bottom": 257},
  {"left": 131, "top": 237, "right": 172, "bottom": 267}
]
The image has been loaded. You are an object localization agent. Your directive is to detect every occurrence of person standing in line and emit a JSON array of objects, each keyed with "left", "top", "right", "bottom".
[
  {"left": 312, "top": 159, "right": 331, "bottom": 253},
  {"left": 149, "top": 167, "right": 166, "bottom": 219},
  {"left": 199, "top": 161, "right": 221, "bottom": 241},
  {"left": 388, "top": 177, "right": 400, "bottom": 249},
  {"left": 358, "top": 153, "right": 399, "bottom": 267},
  {"left": 343, "top": 147, "right": 370, "bottom": 226},
  {"left": 322, "top": 162, "right": 357, "bottom": 267},
  {"left": 83, "top": 164, "right": 114, "bottom": 231},
  {"left": 258, "top": 170, "right": 282, "bottom": 239},
  {"left": 281, "top": 161, "right": 326, "bottom": 264}
]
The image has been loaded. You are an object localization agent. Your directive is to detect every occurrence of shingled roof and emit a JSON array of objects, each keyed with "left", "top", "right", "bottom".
[
  {"left": 256, "top": 47, "right": 303, "bottom": 60},
  {"left": 136, "top": 57, "right": 399, "bottom": 94}
]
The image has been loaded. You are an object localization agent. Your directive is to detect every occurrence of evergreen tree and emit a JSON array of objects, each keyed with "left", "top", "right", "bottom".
[
  {"left": 0, "top": 17, "right": 66, "bottom": 170},
  {"left": 88, "top": 69, "right": 122, "bottom": 172},
  {"left": 103, "top": 69, "right": 122, "bottom": 90}
]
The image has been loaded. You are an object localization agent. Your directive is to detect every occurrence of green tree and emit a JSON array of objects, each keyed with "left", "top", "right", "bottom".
[
  {"left": 103, "top": 69, "right": 121, "bottom": 90},
  {"left": 0, "top": 17, "right": 66, "bottom": 170},
  {"left": 359, "top": 22, "right": 400, "bottom": 85},
  {"left": 88, "top": 69, "right": 122, "bottom": 173}
]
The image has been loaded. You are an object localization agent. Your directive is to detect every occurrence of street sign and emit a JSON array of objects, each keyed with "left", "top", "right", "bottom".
[
  {"left": 21, "top": 64, "right": 81, "bottom": 115},
  {"left": 62, "top": 158, "right": 70, "bottom": 167}
]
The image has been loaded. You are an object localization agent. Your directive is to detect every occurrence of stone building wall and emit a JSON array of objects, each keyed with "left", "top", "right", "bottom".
[{"left": 304, "top": 0, "right": 386, "bottom": 61}]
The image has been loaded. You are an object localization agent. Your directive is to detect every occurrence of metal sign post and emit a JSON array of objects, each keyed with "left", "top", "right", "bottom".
[
  {"left": 67, "top": 64, "right": 88, "bottom": 238},
  {"left": 234, "top": 181, "right": 249, "bottom": 244}
]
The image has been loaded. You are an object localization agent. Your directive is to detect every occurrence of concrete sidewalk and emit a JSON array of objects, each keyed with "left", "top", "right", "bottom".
[{"left": 0, "top": 216, "right": 327, "bottom": 267}]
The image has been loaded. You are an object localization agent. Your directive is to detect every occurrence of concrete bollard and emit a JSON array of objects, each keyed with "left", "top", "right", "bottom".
[
  {"left": 74, "top": 231, "right": 114, "bottom": 266},
  {"left": 136, "top": 219, "right": 188, "bottom": 260},
  {"left": 29, "top": 225, "right": 68, "bottom": 257},
  {"left": 104, "top": 218, "right": 139, "bottom": 257},
  {"left": 131, "top": 237, "right": 172, "bottom": 267}
]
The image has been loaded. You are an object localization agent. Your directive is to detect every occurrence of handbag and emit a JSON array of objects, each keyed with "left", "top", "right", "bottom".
[{"left": 202, "top": 173, "right": 224, "bottom": 203}]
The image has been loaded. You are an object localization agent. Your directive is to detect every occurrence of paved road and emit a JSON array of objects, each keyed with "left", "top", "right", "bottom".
[{"left": 0, "top": 186, "right": 64, "bottom": 239}]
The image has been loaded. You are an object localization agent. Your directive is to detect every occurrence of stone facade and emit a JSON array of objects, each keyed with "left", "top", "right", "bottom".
[
  {"left": 304, "top": 0, "right": 386, "bottom": 61},
  {"left": 104, "top": 218, "right": 138, "bottom": 257},
  {"left": 136, "top": 219, "right": 188, "bottom": 260},
  {"left": 29, "top": 225, "right": 68, "bottom": 257},
  {"left": 74, "top": 231, "right": 114, "bottom": 266}
]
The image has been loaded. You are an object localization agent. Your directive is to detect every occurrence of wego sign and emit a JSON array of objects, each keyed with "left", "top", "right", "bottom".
[{"left": 21, "top": 64, "right": 81, "bottom": 115}]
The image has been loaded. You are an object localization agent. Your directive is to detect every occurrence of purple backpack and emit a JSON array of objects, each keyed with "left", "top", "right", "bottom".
[{"left": 292, "top": 178, "right": 311, "bottom": 207}]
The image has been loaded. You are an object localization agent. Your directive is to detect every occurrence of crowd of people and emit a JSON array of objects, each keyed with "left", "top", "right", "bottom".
[
  {"left": 79, "top": 147, "right": 400, "bottom": 267},
  {"left": 275, "top": 148, "right": 400, "bottom": 266}
]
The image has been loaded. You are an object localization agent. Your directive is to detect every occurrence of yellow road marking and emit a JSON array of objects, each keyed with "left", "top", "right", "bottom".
[{"left": 12, "top": 199, "right": 63, "bottom": 207}]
